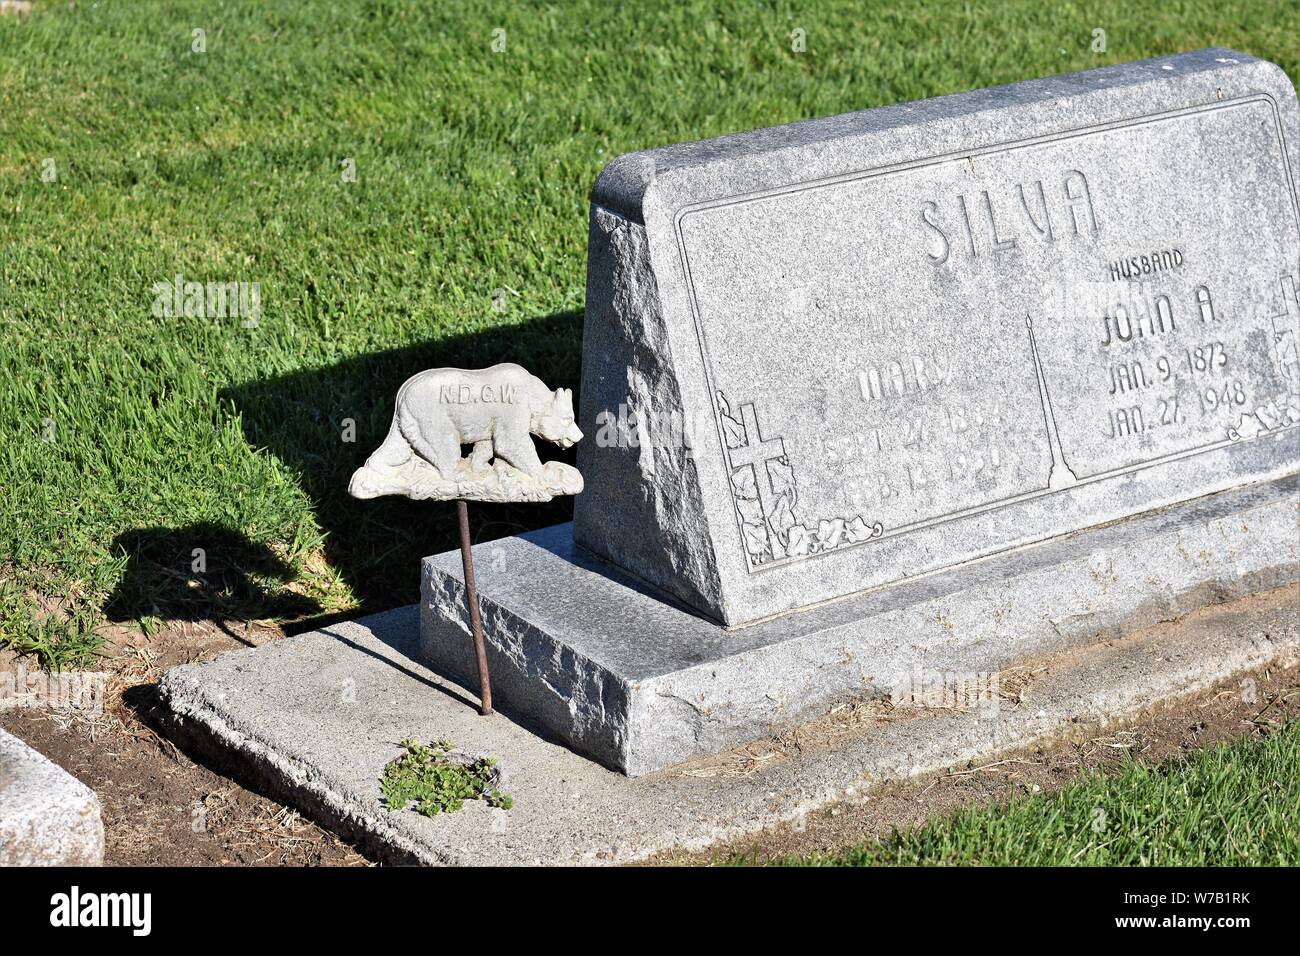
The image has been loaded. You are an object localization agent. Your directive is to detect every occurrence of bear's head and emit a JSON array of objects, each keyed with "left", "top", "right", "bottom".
[{"left": 534, "top": 387, "right": 583, "bottom": 449}]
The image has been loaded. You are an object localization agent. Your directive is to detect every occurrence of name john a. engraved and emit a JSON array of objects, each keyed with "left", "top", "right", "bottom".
[{"left": 1096, "top": 281, "right": 1249, "bottom": 442}]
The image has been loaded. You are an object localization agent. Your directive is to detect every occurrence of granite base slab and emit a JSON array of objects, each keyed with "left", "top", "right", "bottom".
[
  {"left": 156, "top": 587, "right": 1298, "bottom": 865},
  {"left": 422, "top": 475, "right": 1299, "bottom": 775}
]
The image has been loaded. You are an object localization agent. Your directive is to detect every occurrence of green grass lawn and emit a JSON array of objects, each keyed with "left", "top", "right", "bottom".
[
  {"left": 746, "top": 723, "right": 1300, "bottom": 866},
  {"left": 1, "top": 0, "right": 1298, "bottom": 667}
]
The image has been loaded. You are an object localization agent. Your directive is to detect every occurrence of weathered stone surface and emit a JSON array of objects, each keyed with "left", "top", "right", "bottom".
[
  {"left": 424, "top": 475, "right": 1298, "bottom": 774},
  {"left": 350, "top": 456, "right": 582, "bottom": 504},
  {"left": 349, "top": 363, "right": 583, "bottom": 503},
  {"left": 0, "top": 728, "right": 103, "bottom": 866},
  {"left": 159, "top": 584, "right": 1299, "bottom": 865},
  {"left": 575, "top": 48, "right": 1300, "bottom": 626}
]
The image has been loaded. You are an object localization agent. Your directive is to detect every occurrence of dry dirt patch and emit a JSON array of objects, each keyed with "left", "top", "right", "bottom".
[
  {"left": 0, "top": 618, "right": 368, "bottom": 866},
  {"left": 662, "top": 660, "right": 1299, "bottom": 864}
]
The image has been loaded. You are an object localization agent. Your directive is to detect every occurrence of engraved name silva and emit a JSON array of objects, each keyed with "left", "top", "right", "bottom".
[{"left": 676, "top": 96, "right": 1300, "bottom": 572}]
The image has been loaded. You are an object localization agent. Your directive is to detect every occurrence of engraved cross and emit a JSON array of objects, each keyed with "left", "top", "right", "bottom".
[{"left": 727, "top": 403, "right": 787, "bottom": 550}]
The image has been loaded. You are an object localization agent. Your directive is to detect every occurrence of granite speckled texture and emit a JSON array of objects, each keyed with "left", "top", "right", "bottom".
[
  {"left": 0, "top": 727, "right": 103, "bottom": 866},
  {"left": 575, "top": 48, "right": 1300, "bottom": 627},
  {"left": 424, "top": 475, "right": 1298, "bottom": 774}
]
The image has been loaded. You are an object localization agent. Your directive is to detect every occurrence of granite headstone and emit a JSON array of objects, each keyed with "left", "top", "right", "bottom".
[{"left": 575, "top": 47, "right": 1300, "bottom": 627}]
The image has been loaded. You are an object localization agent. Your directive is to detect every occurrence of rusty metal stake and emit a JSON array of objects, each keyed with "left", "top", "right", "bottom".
[{"left": 456, "top": 499, "right": 493, "bottom": 716}]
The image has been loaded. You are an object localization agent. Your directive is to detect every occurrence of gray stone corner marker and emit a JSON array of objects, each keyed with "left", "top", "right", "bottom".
[
  {"left": 159, "top": 50, "right": 1300, "bottom": 862},
  {"left": 0, "top": 728, "right": 104, "bottom": 866}
]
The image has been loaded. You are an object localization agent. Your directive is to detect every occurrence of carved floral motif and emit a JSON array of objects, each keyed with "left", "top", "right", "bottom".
[{"left": 718, "top": 391, "right": 882, "bottom": 567}]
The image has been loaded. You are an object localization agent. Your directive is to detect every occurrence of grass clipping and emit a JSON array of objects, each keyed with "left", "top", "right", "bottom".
[{"left": 381, "top": 738, "right": 512, "bottom": 817}]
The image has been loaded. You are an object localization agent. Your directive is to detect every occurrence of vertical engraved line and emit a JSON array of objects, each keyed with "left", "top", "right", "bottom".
[{"left": 1026, "top": 315, "right": 1079, "bottom": 490}]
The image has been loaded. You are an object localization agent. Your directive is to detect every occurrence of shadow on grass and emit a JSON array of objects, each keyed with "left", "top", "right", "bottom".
[
  {"left": 104, "top": 522, "right": 323, "bottom": 643},
  {"left": 219, "top": 309, "right": 584, "bottom": 620}
]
